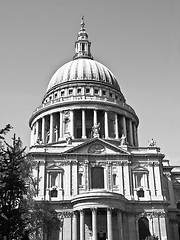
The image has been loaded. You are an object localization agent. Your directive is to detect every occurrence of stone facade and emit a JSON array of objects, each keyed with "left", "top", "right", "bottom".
[{"left": 29, "top": 17, "right": 180, "bottom": 240}]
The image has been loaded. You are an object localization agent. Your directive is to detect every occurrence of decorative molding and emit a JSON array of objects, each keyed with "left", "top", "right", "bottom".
[
  {"left": 107, "top": 164, "right": 112, "bottom": 190},
  {"left": 153, "top": 162, "right": 160, "bottom": 167},
  {"left": 122, "top": 161, "right": 128, "bottom": 166},
  {"left": 85, "top": 163, "right": 88, "bottom": 191},
  {"left": 88, "top": 143, "right": 105, "bottom": 154},
  {"left": 57, "top": 211, "right": 73, "bottom": 219},
  {"left": 112, "top": 161, "right": 123, "bottom": 166},
  {"left": 143, "top": 211, "right": 166, "bottom": 218}
]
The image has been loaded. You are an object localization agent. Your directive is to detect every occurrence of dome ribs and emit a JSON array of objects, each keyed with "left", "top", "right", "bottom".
[
  {"left": 70, "top": 60, "right": 78, "bottom": 80},
  {"left": 77, "top": 58, "right": 84, "bottom": 80},
  {"left": 46, "top": 58, "right": 121, "bottom": 93},
  {"left": 94, "top": 61, "right": 101, "bottom": 81},
  {"left": 85, "top": 59, "right": 92, "bottom": 80},
  {"left": 66, "top": 61, "right": 74, "bottom": 81},
  {"left": 63, "top": 61, "right": 72, "bottom": 82}
]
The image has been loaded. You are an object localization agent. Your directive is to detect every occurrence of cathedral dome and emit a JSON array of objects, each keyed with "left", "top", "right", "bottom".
[{"left": 47, "top": 58, "right": 121, "bottom": 93}]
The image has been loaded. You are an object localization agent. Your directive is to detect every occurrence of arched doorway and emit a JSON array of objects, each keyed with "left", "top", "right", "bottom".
[{"left": 138, "top": 217, "right": 150, "bottom": 240}]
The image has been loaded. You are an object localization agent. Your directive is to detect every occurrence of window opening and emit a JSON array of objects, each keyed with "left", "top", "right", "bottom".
[
  {"left": 77, "top": 88, "right": 81, "bottom": 94},
  {"left": 86, "top": 88, "right": 90, "bottom": 94},
  {"left": 102, "top": 90, "right": 106, "bottom": 96},
  {"left": 91, "top": 167, "right": 104, "bottom": 189},
  {"left": 113, "top": 174, "right": 117, "bottom": 186},
  {"left": 69, "top": 89, "right": 73, "bottom": 95},
  {"left": 138, "top": 217, "right": 150, "bottom": 240},
  {"left": 94, "top": 89, "right": 99, "bottom": 95}
]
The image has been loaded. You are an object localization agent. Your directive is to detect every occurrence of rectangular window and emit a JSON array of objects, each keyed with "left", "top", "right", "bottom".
[
  {"left": 102, "top": 90, "right": 106, "bottom": 96},
  {"left": 69, "top": 89, "right": 73, "bottom": 95},
  {"left": 61, "top": 91, "right": 65, "bottom": 96},
  {"left": 94, "top": 89, "right": 99, "bottom": 95},
  {"left": 91, "top": 167, "right": 104, "bottom": 189},
  {"left": 86, "top": 88, "right": 90, "bottom": 94},
  {"left": 77, "top": 88, "right": 81, "bottom": 94}
]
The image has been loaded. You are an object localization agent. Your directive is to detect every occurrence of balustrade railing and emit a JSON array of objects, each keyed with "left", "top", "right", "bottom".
[{"left": 32, "top": 95, "right": 135, "bottom": 116}]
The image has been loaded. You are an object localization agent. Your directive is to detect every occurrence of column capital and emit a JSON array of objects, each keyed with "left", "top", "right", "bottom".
[
  {"left": 79, "top": 209, "right": 84, "bottom": 214},
  {"left": 91, "top": 207, "right": 98, "bottom": 213},
  {"left": 73, "top": 210, "right": 78, "bottom": 216},
  {"left": 107, "top": 207, "right": 114, "bottom": 213}
]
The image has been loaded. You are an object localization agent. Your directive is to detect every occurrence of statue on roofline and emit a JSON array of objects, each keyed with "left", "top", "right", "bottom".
[
  {"left": 120, "top": 134, "right": 127, "bottom": 146},
  {"left": 148, "top": 138, "right": 156, "bottom": 147},
  {"left": 92, "top": 123, "right": 100, "bottom": 138}
]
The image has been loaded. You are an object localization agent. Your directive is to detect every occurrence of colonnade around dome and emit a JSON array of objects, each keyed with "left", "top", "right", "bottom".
[{"left": 30, "top": 108, "right": 138, "bottom": 147}]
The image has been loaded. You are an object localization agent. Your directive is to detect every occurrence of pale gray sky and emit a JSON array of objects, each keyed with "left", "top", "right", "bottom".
[{"left": 1, "top": 0, "right": 180, "bottom": 165}]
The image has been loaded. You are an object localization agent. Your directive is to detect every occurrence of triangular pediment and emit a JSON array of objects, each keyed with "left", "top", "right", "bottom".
[
  {"left": 47, "top": 163, "right": 64, "bottom": 170},
  {"left": 64, "top": 138, "right": 130, "bottom": 155}
]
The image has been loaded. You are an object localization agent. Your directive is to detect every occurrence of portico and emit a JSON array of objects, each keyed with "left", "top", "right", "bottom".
[{"left": 72, "top": 207, "right": 123, "bottom": 240}]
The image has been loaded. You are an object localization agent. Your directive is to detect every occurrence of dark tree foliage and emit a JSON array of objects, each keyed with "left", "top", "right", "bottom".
[
  {"left": 0, "top": 133, "right": 28, "bottom": 239},
  {"left": 0, "top": 126, "right": 60, "bottom": 240},
  {"left": 0, "top": 124, "right": 13, "bottom": 140}
]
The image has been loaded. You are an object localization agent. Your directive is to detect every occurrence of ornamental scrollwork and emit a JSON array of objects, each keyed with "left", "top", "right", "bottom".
[
  {"left": 153, "top": 162, "right": 160, "bottom": 167},
  {"left": 58, "top": 211, "right": 73, "bottom": 219},
  {"left": 112, "top": 161, "right": 123, "bottom": 166},
  {"left": 122, "top": 161, "right": 128, "bottom": 166}
]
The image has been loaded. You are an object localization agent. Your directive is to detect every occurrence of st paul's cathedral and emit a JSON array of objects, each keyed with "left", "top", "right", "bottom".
[{"left": 29, "top": 17, "right": 180, "bottom": 240}]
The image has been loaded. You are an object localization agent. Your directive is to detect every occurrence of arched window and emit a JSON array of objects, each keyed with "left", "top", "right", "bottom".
[
  {"left": 133, "top": 166, "right": 149, "bottom": 189},
  {"left": 138, "top": 217, "right": 150, "bottom": 240}
]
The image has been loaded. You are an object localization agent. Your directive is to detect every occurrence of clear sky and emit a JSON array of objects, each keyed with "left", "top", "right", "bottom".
[{"left": 1, "top": 0, "right": 180, "bottom": 165}]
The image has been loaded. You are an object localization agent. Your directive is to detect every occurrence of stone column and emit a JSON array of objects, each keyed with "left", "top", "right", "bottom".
[
  {"left": 166, "top": 173, "right": 176, "bottom": 207},
  {"left": 46, "top": 172, "right": 50, "bottom": 200},
  {"left": 92, "top": 208, "right": 97, "bottom": 240},
  {"left": 107, "top": 208, "right": 113, "bottom": 240},
  {"left": 82, "top": 110, "right": 86, "bottom": 139},
  {"left": 154, "top": 162, "right": 162, "bottom": 197},
  {"left": 104, "top": 111, "right": 109, "bottom": 138},
  {"left": 72, "top": 211, "right": 78, "bottom": 240},
  {"left": 93, "top": 109, "right": 98, "bottom": 126},
  {"left": 49, "top": 114, "right": 54, "bottom": 143},
  {"left": 71, "top": 110, "right": 74, "bottom": 139},
  {"left": 59, "top": 112, "right": 63, "bottom": 139},
  {"left": 30, "top": 124, "right": 34, "bottom": 146},
  {"left": 159, "top": 214, "right": 168, "bottom": 240},
  {"left": 117, "top": 210, "right": 123, "bottom": 240},
  {"left": 115, "top": 113, "right": 119, "bottom": 139},
  {"left": 132, "top": 122, "right": 137, "bottom": 147},
  {"left": 80, "top": 210, "right": 85, "bottom": 240},
  {"left": 135, "top": 127, "right": 139, "bottom": 146},
  {"left": 129, "top": 119, "right": 133, "bottom": 146},
  {"left": 42, "top": 117, "right": 45, "bottom": 143},
  {"left": 35, "top": 120, "right": 39, "bottom": 143},
  {"left": 123, "top": 162, "right": 130, "bottom": 197},
  {"left": 122, "top": 116, "right": 126, "bottom": 137}
]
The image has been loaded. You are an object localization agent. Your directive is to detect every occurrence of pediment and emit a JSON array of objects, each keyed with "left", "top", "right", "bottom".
[
  {"left": 47, "top": 163, "right": 64, "bottom": 170},
  {"left": 132, "top": 165, "right": 148, "bottom": 172},
  {"left": 64, "top": 138, "right": 130, "bottom": 155}
]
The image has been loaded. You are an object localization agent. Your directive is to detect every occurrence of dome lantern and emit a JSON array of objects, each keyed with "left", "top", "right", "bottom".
[{"left": 73, "top": 16, "right": 93, "bottom": 60}]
